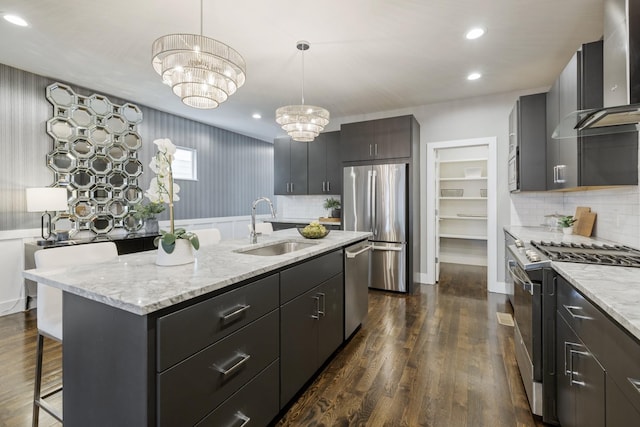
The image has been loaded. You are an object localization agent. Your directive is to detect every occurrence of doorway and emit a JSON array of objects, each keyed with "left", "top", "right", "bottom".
[{"left": 420, "top": 137, "right": 497, "bottom": 290}]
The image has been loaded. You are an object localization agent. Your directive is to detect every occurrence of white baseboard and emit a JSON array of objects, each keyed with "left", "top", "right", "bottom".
[
  {"left": 489, "top": 280, "right": 508, "bottom": 295},
  {"left": 415, "top": 272, "right": 435, "bottom": 285},
  {"left": 0, "top": 297, "right": 26, "bottom": 316}
]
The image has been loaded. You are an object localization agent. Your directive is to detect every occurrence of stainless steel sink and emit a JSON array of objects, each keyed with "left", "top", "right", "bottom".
[{"left": 236, "top": 241, "right": 317, "bottom": 256}]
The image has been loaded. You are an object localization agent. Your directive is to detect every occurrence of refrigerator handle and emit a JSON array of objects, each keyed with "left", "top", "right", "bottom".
[{"left": 371, "top": 170, "right": 377, "bottom": 236}]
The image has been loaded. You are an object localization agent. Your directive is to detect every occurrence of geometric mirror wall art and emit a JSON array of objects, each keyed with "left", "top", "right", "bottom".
[{"left": 45, "top": 82, "right": 144, "bottom": 235}]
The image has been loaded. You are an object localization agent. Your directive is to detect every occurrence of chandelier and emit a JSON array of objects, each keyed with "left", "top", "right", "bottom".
[
  {"left": 276, "top": 41, "right": 330, "bottom": 142},
  {"left": 151, "top": 0, "right": 246, "bottom": 109}
]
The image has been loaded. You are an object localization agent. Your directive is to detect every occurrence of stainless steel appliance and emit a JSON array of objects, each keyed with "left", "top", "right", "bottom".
[
  {"left": 507, "top": 238, "right": 640, "bottom": 423},
  {"left": 343, "top": 163, "right": 408, "bottom": 292},
  {"left": 507, "top": 242, "right": 548, "bottom": 418},
  {"left": 344, "top": 241, "right": 372, "bottom": 338},
  {"left": 530, "top": 241, "right": 640, "bottom": 266}
]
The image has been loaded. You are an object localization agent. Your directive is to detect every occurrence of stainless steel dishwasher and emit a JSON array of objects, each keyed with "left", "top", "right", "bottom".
[{"left": 344, "top": 240, "right": 372, "bottom": 338}]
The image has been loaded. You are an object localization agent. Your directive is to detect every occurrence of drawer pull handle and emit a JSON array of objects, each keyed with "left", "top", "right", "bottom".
[
  {"left": 311, "top": 295, "right": 321, "bottom": 320},
  {"left": 221, "top": 304, "right": 251, "bottom": 324},
  {"left": 216, "top": 353, "right": 251, "bottom": 377},
  {"left": 569, "top": 348, "right": 589, "bottom": 387},
  {"left": 628, "top": 378, "right": 640, "bottom": 395},
  {"left": 563, "top": 305, "right": 593, "bottom": 320},
  {"left": 318, "top": 292, "right": 326, "bottom": 317},
  {"left": 234, "top": 411, "right": 251, "bottom": 427}
]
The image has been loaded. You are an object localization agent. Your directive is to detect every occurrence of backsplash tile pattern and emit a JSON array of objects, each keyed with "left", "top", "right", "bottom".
[
  {"left": 511, "top": 187, "right": 640, "bottom": 248},
  {"left": 276, "top": 195, "right": 341, "bottom": 220}
]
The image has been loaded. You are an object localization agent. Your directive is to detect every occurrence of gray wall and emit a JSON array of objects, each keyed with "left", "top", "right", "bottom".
[{"left": 0, "top": 63, "right": 274, "bottom": 231}]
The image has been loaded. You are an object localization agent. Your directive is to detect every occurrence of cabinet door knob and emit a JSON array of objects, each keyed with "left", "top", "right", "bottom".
[
  {"left": 628, "top": 378, "right": 640, "bottom": 395},
  {"left": 234, "top": 412, "right": 251, "bottom": 427},
  {"left": 322, "top": 181, "right": 326, "bottom": 192},
  {"left": 327, "top": 181, "right": 331, "bottom": 192}
]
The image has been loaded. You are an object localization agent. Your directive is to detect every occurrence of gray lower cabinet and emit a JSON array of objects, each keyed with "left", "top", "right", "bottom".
[
  {"left": 279, "top": 250, "right": 344, "bottom": 408},
  {"left": 555, "top": 275, "right": 640, "bottom": 427},
  {"left": 556, "top": 314, "right": 605, "bottom": 427}
]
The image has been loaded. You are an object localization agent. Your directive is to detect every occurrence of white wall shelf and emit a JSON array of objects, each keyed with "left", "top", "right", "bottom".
[
  {"left": 439, "top": 177, "right": 487, "bottom": 182},
  {"left": 440, "top": 233, "right": 488, "bottom": 240}
]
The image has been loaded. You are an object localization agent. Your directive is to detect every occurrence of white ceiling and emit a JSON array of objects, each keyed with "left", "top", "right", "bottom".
[{"left": 0, "top": 0, "right": 604, "bottom": 142}]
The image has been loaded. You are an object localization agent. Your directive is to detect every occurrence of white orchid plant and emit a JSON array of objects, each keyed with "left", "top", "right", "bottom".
[{"left": 146, "top": 138, "right": 199, "bottom": 253}]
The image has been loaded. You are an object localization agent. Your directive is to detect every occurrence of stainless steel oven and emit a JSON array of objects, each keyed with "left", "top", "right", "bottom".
[
  {"left": 507, "top": 252, "right": 544, "bottom": 415},
  {"left": 506, "top": 242, "right": 558, "bottom": 424}
]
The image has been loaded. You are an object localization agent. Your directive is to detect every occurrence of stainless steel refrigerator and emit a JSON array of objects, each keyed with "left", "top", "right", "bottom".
[{"left": 343, "top": 163, "right": 407, "bottom": 292}]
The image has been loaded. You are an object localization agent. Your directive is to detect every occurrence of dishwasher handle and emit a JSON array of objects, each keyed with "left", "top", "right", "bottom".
[{"left": 345, "top": 244, "right": 373, "bottom": 259}]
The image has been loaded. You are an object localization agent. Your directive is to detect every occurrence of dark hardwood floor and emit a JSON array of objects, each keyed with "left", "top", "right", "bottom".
[{"left": 0, "top": 263, "right": 544, "bottom": 426}]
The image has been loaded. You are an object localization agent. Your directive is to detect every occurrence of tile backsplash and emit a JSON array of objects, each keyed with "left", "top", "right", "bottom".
[
  {"left": 276, "top": 195, "right": 341, "bottom": 219},
  {"left": 511, "top": 187, "right": 640, "bottom": 247}
]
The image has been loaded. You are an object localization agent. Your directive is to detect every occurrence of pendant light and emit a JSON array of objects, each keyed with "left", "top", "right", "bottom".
[
  {"left": 151, "top": 0, "right": 246, "bottom": 109},
  {"left": 276, "top": 41, "right": 330, "bottom": 142}
]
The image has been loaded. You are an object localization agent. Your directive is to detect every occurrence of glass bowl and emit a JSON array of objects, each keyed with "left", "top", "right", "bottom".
[{"left": 297, "top": 226, "right": 330, "bottom": 239}]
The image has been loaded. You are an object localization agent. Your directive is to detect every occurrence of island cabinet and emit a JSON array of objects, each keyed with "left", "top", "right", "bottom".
[
  {"left": 279, "top": 249, "right": 344, "bottom": 408},
  {"left": 308, "top": 130, "right": 342, "bottom": 195},
  {"left": 274, "top": 136, "right": 308, "bottom": 195},
  {"left": 340, "top": 115, "right": 415, "bottom": 162},
  {"left": 555, "top": 275, "right": 640, "bottom": 427},
  {"left": 546, "top": 40, "right": 638, "bottom": 190}
]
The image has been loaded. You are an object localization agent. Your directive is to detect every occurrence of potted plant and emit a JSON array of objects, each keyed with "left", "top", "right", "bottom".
[
  {"left": 132, "top": 201, "right": 165, "bottom": 234},
  {"left": 323, "top": 197, "right": 341, "bottom": 218},
  {"left": 559, "top": 215, "right": 577, "bottom": 235},
  {"left": 145, "top": 138, "right": 199, "bottom": 265}
]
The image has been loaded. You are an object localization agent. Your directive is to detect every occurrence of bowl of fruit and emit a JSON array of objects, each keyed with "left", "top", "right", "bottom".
[{"left": 297, "top": 221, "right": 330, "bottom": 239}]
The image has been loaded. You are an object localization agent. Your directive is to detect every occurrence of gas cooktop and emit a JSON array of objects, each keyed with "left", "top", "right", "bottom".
[{"left": 530, "top": 241, "right": 640, "bottom": 268}]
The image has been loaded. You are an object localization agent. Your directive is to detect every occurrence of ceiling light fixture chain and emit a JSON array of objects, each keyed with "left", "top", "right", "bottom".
[
  {"left": 151, "top": 0, "right": 246, "bottom": 109},
  {"left": 275, "top": 40, "right": 329, "bottom": 142}
]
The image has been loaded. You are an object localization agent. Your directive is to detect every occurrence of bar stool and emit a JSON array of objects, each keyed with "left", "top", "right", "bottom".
[{"left": 32, "top": 242, "right": 118, "bottom": 426}]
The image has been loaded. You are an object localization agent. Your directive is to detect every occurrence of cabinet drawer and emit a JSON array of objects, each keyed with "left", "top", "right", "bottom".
[
  {"left": 556, "top": 277, "right": 608, "bottom": 357},
  {"left": 606, "top": 374, "right": 640, "bottom": 427},
  {"left": 196, "top": 359, "right": 279, "bottom": 427},
  {"left": 157, "top": 273, "right": 278, "bottom": 371},
  {"left": 158, "top": 310, "right": 279, "bottom": 427},
  {"left": 280, "top": 250, "right": 342, "bottom": 303}
]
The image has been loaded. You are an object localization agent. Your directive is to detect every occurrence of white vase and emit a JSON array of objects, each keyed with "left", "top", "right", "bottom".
[
  {"left": 155, "top": 239, "right": 195, "bottom": 266},
  {"left": 562, "top": 226, "right": 573, "bottom": 235}
]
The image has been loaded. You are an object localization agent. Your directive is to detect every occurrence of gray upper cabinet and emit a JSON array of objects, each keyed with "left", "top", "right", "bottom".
[
  {"left": 341, "top": 115, "right": 414, "bottom": 162},
  {"left": 547, "top": 40, "right": 638, "bottom": 190},
  {"left": 274, "top": 136, "right": 308, "bottom": 195},
  {"left": 308, "top": 131, "right": 342, "bottom": 195},
  {"left": 509, "top": 93, "right": 547, "bottom": 192}
]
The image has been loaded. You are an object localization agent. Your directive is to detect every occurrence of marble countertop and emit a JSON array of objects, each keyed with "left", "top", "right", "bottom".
[
  {"left": 23, "top": 229, "right": 370, "bottom": 316},
  {"left": 505, "top": 226, "right": 640, "bottom": 341}
]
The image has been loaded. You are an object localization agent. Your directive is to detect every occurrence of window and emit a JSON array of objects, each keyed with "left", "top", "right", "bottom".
[{"left": 172, "top": 146, "right": 197, "bottom": 181}]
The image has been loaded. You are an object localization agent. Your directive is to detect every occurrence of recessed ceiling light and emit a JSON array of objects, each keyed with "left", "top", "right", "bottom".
[
  {"left": 3, "top": 14, "right": 28, "bottom": 27},
  {"left": 467, "top": 72, "right": 482, "bottom": 81},
  {"left": 252, "top": 113, "right": 262, "bottom": 119},
  {"left": 465, "top": 27, "right": 486, "bottom": 40}
]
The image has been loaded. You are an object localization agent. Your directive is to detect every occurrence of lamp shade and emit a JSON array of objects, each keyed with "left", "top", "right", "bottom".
[{"left": 26, "top": 187, "right": 68, "bottom": 212}]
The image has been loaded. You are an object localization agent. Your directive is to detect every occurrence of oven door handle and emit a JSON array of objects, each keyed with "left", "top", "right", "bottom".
[{"left": 507, "top": 260, "right": 534, "bottom": 295}]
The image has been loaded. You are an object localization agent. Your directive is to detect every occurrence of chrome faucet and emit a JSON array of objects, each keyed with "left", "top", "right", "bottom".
[{"left": 250, "top": 197, "right": 277, "bottom": 243}]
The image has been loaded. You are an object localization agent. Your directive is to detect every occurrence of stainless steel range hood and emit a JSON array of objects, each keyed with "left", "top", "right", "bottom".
[{"left": 553, "top": 0, "right": 640, "bottom": 138}]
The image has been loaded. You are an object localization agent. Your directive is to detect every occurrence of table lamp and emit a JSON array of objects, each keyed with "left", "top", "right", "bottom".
[{"left": 26, "top": 187, "right": 69, "bottom": 245}]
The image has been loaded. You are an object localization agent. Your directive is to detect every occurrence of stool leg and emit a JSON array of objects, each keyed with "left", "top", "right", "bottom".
[{"left": 32, "top": 333, "right": 45, "bottom": 427}]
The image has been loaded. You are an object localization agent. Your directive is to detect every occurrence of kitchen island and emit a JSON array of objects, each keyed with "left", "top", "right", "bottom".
[{"left": 23, "top": 229, "right": 371, "bottom": 427}]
